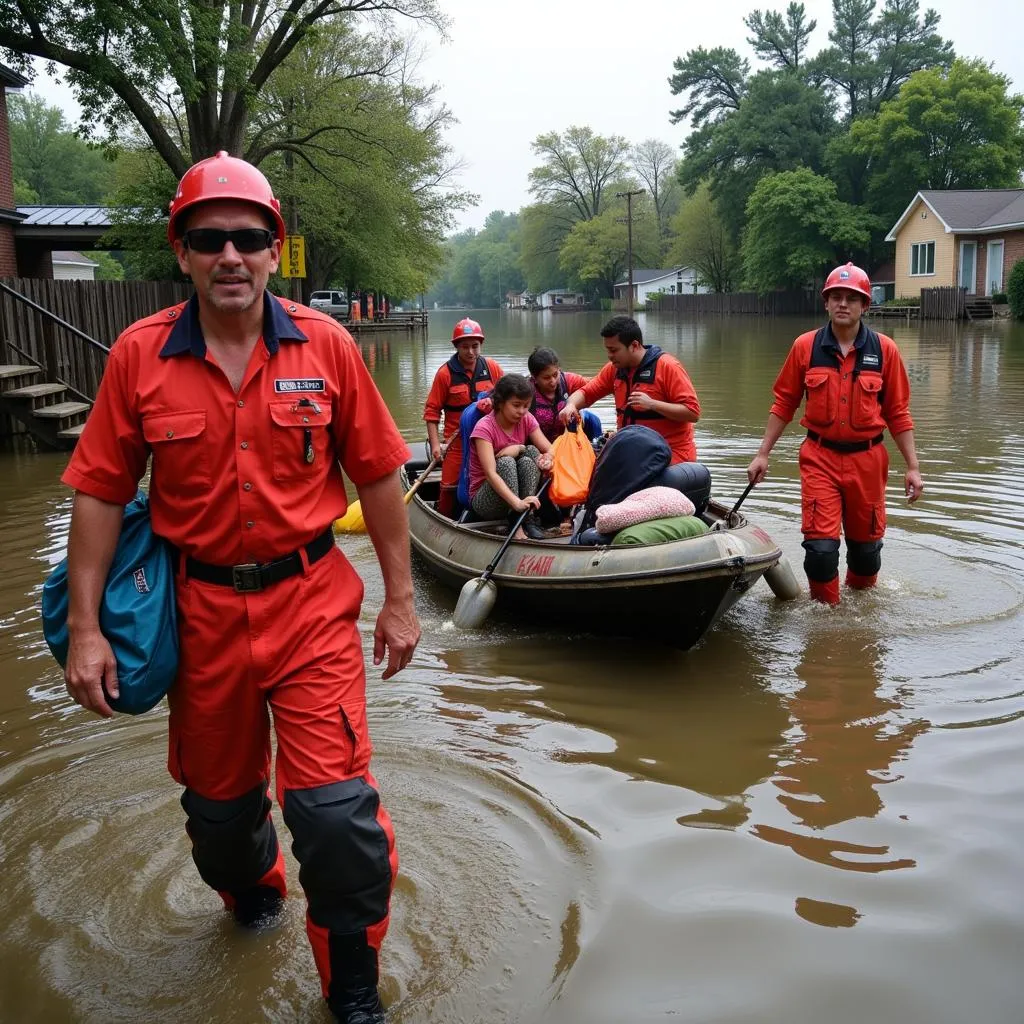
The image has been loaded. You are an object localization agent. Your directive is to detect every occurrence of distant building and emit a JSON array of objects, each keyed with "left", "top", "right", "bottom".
[
  {"left": 614, "top": 267, "right": 708, "bottom": 305},
  {"left": 885, "top": 189, "right": 1024, "bottom": 298},
  {"left": 537, "top": 288, "right": 586, "bottom": 309},
  {"left": 869, "top": 260, "right": 896, "bottom": 304},
  {"left": 52, "top": 250, "right": 99, "bottom": 281}
]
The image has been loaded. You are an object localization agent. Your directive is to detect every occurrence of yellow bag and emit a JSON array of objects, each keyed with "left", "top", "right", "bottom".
[{"left": 548, "top": 426, "right": 596, "bottom": 506}]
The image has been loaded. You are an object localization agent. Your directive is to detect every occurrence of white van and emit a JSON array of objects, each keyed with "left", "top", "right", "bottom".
[{"left": 309, "top": 290, "right": 350, "bottom": 320}]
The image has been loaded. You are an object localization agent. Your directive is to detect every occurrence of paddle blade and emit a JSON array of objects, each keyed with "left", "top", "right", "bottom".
[
  {"left": 452, "top": 577, "right": 498, "bottom": 629},
  {"left": 333, "top": 500, "right": 366, "bottom": 534}
]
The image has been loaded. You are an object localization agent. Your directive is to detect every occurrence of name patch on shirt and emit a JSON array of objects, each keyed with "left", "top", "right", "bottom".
[
  {"left": 634, "top": 366, "right": 657, "bottom": 383},
  {"left": 133, "top": 567, "right": 150, "bottom": 594},
  {"left": 274, "top": 378, "right": 326, "bottom": 393},
  {"left": 860, "top": 354, "right": 880, "bottom": 367}
]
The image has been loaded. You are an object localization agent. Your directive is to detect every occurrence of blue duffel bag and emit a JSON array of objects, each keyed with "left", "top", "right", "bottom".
[{"left": 41, "top": 491, "right": 178, "bottom": 715}]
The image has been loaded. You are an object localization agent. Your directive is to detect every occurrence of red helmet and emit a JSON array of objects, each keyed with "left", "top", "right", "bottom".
[
  {"left": 822, "top": 262, "right": 872, "bottom": 303},
  {"left": 167, "top": 151, "right": 286, "bottom": 245},
  {"left": 451, "top": 317, "right": 485, "bottom": 343}
]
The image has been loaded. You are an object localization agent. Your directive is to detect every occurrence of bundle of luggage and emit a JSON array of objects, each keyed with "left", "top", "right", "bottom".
[{"left": 571, "top": 426, "right": 712, "bottom": 547}]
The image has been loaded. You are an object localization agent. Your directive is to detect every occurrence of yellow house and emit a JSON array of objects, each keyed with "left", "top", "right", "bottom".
[{"left": 885, "top": 190, "right": 1024, "bottom": 299}]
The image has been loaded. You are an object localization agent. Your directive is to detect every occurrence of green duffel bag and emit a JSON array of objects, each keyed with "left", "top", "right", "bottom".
[{"left": 611, "top": 515, "right": 710, "bottom": 546}]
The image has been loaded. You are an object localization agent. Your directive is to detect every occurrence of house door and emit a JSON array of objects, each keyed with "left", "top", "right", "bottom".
[
  {"left": 958, "top": 241, "right": 976, "bottom": 294},
  {"left": 986, "top": 240, "right": 1004, "bottom": 294}
]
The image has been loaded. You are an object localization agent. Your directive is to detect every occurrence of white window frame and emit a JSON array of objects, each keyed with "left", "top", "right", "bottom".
[
  {"left": 958, "top": 240, "right": 977, "bottom": 294},
  {"left": 910, "top": 240, "right": 936, "bottom": 277},
  {"left": 986, "top": 239, "right": 1005, "bottom": 295}
]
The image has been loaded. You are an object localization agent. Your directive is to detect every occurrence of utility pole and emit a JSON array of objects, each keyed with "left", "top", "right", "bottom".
[{"left": 615, "top": 188, "right": 645, "bottom": 317}]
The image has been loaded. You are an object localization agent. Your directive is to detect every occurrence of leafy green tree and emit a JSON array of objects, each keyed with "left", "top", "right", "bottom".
[
  {"left": 1006, "top": 260, "right": 1024, "bottom": 321},
  {"left": 669, "top": 46, "right": 749, "bottom": 127},
  {"left": 528, "top": 126, "right": 631, "bottom": 222},
  {"left": 632, "top": 138, "right": 680, "bottom": 245},
  {"left": 741, "top": 167, "right": 877, "bottom": 291},
  {"left": 667, "top": 183, "right": 739, "bottom": 292},
  {"left": 850, "top": 59, "right": 1024, "bottom": 227},
  {"left": 8, "top": 93, "right": 116, "bottom": 203},
  {"left": 744, "top": 2, "right": 817, "bottom": 71},
  {"left": 91, "top": 252, "right": 125, "bottom": 280},
  {"left": 558, "top": 200, "right": 659, "bottom": 299},
  {"left": 519, "top": 203, "right": 567, "bottom": 294},
  {"left": 0, "top": 1, "right": 444, "bottom": 178},
  {"left": 13, "top": 178, "right": 38, "bottom": 204},
  {"left": 678, "top": 70, "right": 837, "bottom": 239},
  {"left": 810, "top": 0, "right": 954, "bottom": 118}
]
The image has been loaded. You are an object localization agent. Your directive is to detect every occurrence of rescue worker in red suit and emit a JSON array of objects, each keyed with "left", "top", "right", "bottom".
[
  {"left": 423, "top": 318, "right": 504, "bottom": 517},
  {"left": 558, "top": 315, "right": 701, "bottom": 463},
  {"left": 747, "top": 262, "right": 924, "bottom": 605},
  {"left": 59, "top": 152, "right": 419, "bottom": 1024}
]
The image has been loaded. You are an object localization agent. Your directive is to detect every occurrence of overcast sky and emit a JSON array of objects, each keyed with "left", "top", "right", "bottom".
[{"left": 27, "top": 0, "right": 1023, "bottom": 233}]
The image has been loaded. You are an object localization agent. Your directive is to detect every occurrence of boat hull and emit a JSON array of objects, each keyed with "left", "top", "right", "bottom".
[{"left": 408, "top": 493, "right": 785, "bottom": 649}]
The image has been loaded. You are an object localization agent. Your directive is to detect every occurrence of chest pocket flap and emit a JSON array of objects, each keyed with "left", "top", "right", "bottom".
[
  {"left": 270, "top": 401, "right": 334, "bottom": 481},
  {"left": 269, "top": 402, "right": 334, "bottom": 430},
  {"left": 857, "top": 373, "right": 883, "bottom": 395},
  {"left": 142, "top": 410, "right": 207, "bottom": 444}
]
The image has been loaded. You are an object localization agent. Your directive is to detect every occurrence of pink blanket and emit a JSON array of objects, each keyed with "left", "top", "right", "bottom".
[{"left": 596, "top": 486, "right": 696, "bottom": 535}]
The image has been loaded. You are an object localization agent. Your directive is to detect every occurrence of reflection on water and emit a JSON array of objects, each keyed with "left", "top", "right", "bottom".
[{"left": 2, "top": 311, "right": 1024, "bottom": 1022}]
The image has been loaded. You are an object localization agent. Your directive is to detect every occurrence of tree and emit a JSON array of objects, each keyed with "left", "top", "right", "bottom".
[
  {"left": 667, "top": 183, "right": 739, "bottom": 292},
  {"left": 1007, "top": 260, "right": 1024, "bottom": 321},
  {"left": 0, "top": 1, "right": 444, "bottom": 178},
  {"left": 632, "top": 138, "right": 679, "bottom": 242},
  {"left": 811, "top": 0, "right": 954, "bottom": 118},
  {"left": 850, "top": 59, "right": 1024, "bottom": 227},
  {"left": 678, "top": 70, "right": 837, "bottom": 239},
  {"left": 742, "top": 167, "right": 877, "bottom": 292},
  {"left": 528, "top": 126, "right": 631, "bottom": 223},
  {"left": 668, "top": 46, "right": 749, "bottom": 127},
  {"left": 8, "top": 93, "right": 117, "bottom": 203},
  {"left": 745, "top": 2, "right": 817, "bottom": 72},
  {"left": 558, "top": 201, "right": 659, "bottom": 299},
  {"left": 519, "top": 204, "right": 568, "bottom": 293}
]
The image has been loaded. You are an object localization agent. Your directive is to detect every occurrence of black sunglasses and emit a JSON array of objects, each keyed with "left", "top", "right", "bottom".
[{"left": 182, "top": 228, "right": 275, "bottom": 254}]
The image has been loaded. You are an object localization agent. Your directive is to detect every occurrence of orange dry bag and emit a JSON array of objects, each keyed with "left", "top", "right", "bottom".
[{"left": 548, "top": 425, "right": 596, "bottom": 506}]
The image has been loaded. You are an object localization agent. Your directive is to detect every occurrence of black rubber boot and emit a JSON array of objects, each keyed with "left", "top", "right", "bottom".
[
  {"left": 326, "top": 932, "right": 385, "bottom": 1024},
  {"left": 522, "top": 512, "right": 548, "bottom": 540},
  {"left": 231, "top": 884, "right": 284, "bottom": 929}
]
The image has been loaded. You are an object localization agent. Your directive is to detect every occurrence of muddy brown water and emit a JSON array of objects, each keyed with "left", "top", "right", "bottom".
[{"left": 1, "top": 310, "right": 1022, "bottom": 1023}]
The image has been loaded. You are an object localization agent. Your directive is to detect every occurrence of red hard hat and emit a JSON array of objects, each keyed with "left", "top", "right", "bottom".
[
  {"left": 452, "top": 317, "right": 485, "bottom": 343},
  {"left": 822, "top": 262, "right": 872, "bottom": 302},
  {"left": 167, "top": 151, "right": 286, "bottom": 245}
]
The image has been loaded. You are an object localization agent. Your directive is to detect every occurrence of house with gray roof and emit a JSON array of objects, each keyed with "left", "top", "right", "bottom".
[
  {"left": 885, "top": 190, "right": 1024, "bottom": 299},
  {"left": 613, "top": 266, "right": 708, "bottom": 305}
]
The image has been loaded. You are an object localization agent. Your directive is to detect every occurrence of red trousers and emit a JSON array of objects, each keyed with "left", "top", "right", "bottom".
[
  {"left": 799, "top": 437, "right": 888, "bottom": 543},
  {"left": 168, "top": 545, "right": 397, "bottom": 998}
]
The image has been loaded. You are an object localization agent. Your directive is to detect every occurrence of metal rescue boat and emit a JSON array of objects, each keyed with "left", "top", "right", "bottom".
[{"left": 403, "top": 461, "right": 798, "bottom": 650}]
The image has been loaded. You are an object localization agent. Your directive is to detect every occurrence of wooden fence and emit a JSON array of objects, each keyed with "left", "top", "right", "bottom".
[
  {"left": 920, "top": 286, "right": 966, "bottom": 321},
  {"left": 0, "top": 278, "right": 193, "bottom": 401},
  {"left": 648, "top": 289, "right": 819, "bottom": 316}
]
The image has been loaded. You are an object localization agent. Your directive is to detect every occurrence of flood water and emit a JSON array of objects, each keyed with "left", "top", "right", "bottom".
[{"left": 1, "top": 308, "right": 1023, "bottom": 1023}]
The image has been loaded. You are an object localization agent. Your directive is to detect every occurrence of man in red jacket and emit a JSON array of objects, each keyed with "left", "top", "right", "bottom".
[
  {"left": 747, "top": 263, "right": 924, "bottom": 605},
  {"left": 60, "top": 152, "right": 417, "bottom": 1023},
  {"left": 559, "top": 315, "right": 700, "bottom": 464}
]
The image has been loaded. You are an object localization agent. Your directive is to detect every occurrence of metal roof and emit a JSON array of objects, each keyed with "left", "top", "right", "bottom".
[{"left": 17, "top": 206, "right": 114, "bottom": 227}]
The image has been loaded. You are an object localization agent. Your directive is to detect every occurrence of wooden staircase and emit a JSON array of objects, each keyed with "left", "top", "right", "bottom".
[
  {"left": 965, "top": 296, "right": 995, "bottom": 321},
  {"left": 0, "top": 364, "right": 91, "bottom": 449}
]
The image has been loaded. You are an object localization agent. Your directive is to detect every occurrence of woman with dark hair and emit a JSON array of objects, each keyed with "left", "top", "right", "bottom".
[
  {"left": 468, "top": 374, "right": 553, "bottom": 538},
  {"left": 527, "top": 347, "right": 590, "bottom": 443}
]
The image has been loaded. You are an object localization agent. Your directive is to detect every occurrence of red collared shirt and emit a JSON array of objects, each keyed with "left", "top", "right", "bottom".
[{"left": 63, "top": 292, "right": 409, "bottom": 564}]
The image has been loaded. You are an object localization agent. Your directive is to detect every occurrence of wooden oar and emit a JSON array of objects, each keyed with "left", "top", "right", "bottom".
[
  {"left": 452, "top": 478, "right": 552, "bottom": 629},
  {"left": 334, "top": 449, "right": 444, "bottom": 535}
]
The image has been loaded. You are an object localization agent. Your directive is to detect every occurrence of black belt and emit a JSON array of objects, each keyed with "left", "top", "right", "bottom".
[
  {"left": 806, "top": 429, "right": 884, "bottom": 454},
  {"left": 178, "top": 527, "right": 335, "bottom": 592}
]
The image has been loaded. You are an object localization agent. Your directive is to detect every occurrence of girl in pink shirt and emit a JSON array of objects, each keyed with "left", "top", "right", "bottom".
[{"left": 469, "top": 374, "right": 553, "bottom": 537}]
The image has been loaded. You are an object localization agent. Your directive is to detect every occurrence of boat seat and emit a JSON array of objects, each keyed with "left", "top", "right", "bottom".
[{"left": 653, "top": 462, "right": 712, "bottom": 516}]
